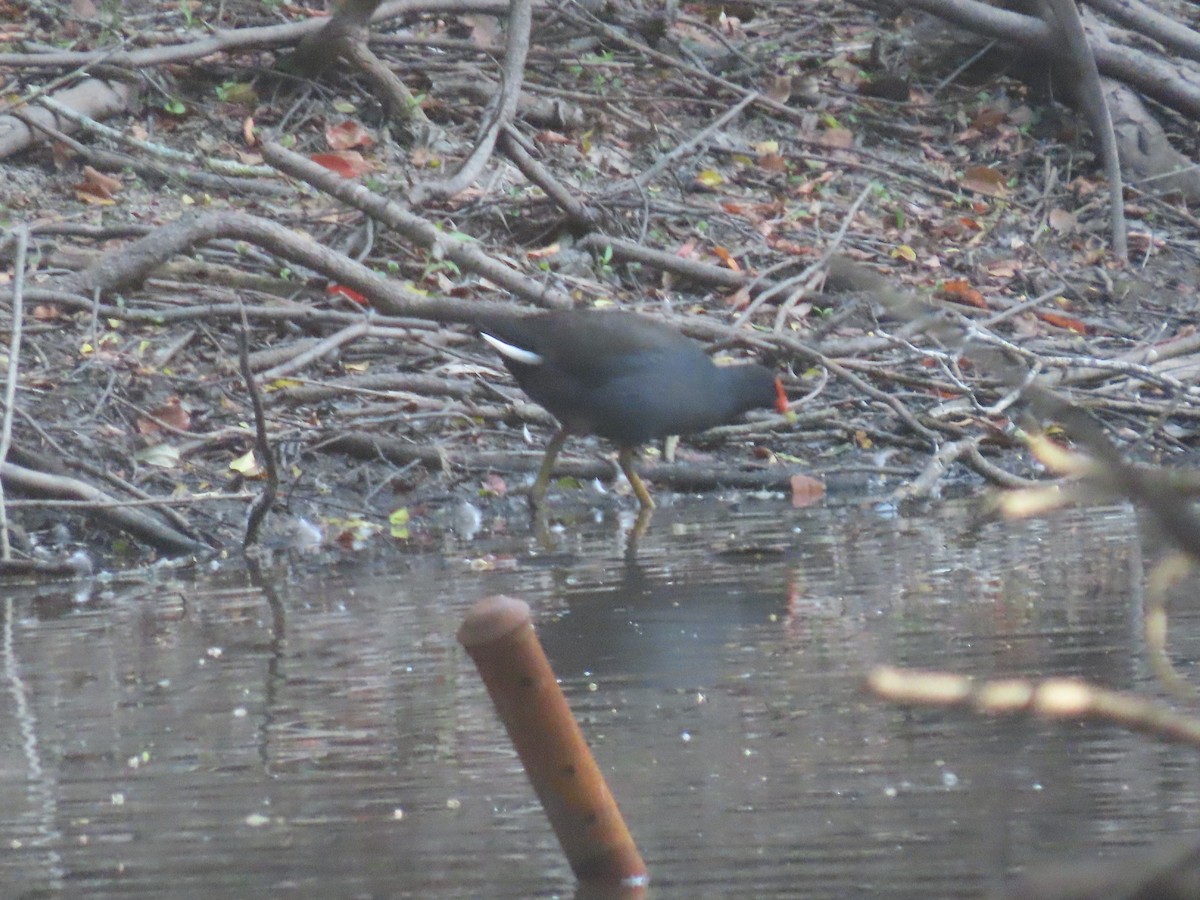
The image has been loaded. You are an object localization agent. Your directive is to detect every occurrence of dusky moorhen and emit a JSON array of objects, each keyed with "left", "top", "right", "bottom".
[{"left": 479, "top": 308, "right": 788, "bottom": 510}]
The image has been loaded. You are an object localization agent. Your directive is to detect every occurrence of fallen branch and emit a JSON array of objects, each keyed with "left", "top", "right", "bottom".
[
  {"left": 413, "top": 0, "right": 534, "bottom": 200},
  {"left": 1, "top": 462, "right": 204, "bottom": 556},
  {"left": 868, "top": 665, "right": 1200, "bottom": 749},
  {"left": 261, "top": 141, "right": 573, "bottom": 309},
  {"left": 321, "top": 431, "right": 798, "bottom": 494}
]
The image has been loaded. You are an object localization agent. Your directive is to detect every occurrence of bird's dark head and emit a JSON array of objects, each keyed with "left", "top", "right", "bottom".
[{"left": 727, "top": 363, "right": 788, "bottom": 416}]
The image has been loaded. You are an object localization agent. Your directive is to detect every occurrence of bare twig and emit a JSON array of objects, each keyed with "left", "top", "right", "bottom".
[
  {"left": 414, "top": 0, "right": 534, "bottom": 201},
  {"left": 0, "top": 0, "right": 510, "bottom": 69},
  {"left": 630, "top": 91, "right": 757, "bottom": 193},
  {"left": 868, "top": 665, "right": 1200, "bottom": 749},
  {"left": 499, "top": 124, "right": 598, "bottom": 229},
  {"left": 260, "top": 143, "right": 573, "bottom": 309},
  {"left": 0, "top": 463, "right": 202, "bottom": 555},
  {"left": 239, "top": 306, "right": 277, "bottom": 550},
  {"left": 0, "top": 226, "right": 26, "bottom": 560},
  {"left": 1042, "top": 0, "right": 1127, "bottom": 258},
  {"left": 258, "top": 320, "right": 373, "bottom": 381}
]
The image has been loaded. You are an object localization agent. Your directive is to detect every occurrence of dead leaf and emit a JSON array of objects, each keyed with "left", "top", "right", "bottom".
[
  {"left": 409, "top": 147, "right": 441, "bottom": 168},
  {"left": 725, "top": 285, "right": 752, "bottom": 309},
  {"left": 984, "top": 259, "right": 1020, "bottom": 278},
  {"left": 51, "top": 140, "right": 74, "bottom": 169},
  {"left": 327, "top": 284, "right": 368, "bottom": 305},
  {"left": 1048, "top": 207, "right": 1078, "bottom": 234},
  {"left": 767, "top": 75, "right": 792, "bottom": 104},
  {"left": 136, "top": 444, "right": 181, "bottom": 469},
  {"left": 712, "top": 246, "right": 741, "bottom": 271},
  {"left": 481, "top": 473, "right": 507, "bottom": 497},
  {"left": 970, "top": 106, "right": 1008, "bottom": 132},
  {"left": 961, "top": 165, "right": 1007, "bottom": 197},
  {"left": 218, "top": 82, "right": 258, "bottom": 106},
  {"left": 137, "top": 397, "right": 191, "bottom": 436},
  {"left": 937, "top": 279, "right": 988, "bottom": 310},
  {"left": 790, "top": 473, "right": 826, "bottom": 508},
  {"left": 819, "top": 127, "right": 855, "bottom": 149},
  {"left": 309, "top": 151, "right": 372, "bottom": 178},
  {"left": 74, "top": 166, "right": 122, "bottom": 203},
  {"left": 326, "top": 120, "right": 375, "bottom": 150},
  {"left": 1012, "top": 312, "right": 1042, "bottom": 338},
  {"left": 229, "top": 450, "right": 265, "bottom": 478},
  {"left": 1037, "top": 311, "right": 1088, "bottom": 334},
  {"left": 463, "top": 13, "right": 502, "bottom": 48},
  {"left": 758, "top": 153, "right": 787, "bottom": 173}
]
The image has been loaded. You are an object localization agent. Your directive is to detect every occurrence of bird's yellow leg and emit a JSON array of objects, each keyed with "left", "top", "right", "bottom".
[
  {"left": 531, "top": 429, "right": 568, "bottom": 508},
  {"left": 618, "top": 446, "right": 655, "bottom": 511}
]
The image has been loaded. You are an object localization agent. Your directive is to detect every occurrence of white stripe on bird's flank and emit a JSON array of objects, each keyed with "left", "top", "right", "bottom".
[{"left": 480, "top": 331, "right": 544, "bottom": 367}]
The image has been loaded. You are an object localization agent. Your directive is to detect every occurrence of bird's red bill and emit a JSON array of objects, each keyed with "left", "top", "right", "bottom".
[{"left": 773, "top": 377, "right": 789, "bottom": 414}]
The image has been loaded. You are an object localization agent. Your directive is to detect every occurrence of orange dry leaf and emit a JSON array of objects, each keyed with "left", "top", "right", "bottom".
[
  {"left": 310, "top": 151, "right": 372, "bottom": 178},
  {"left": 74, "top": 165, "right": 122, "bottom": 203},
  {"left": 790, "top": 473, "right": 826, "bottom": 508},
  {"left": 1037, "top": 311, "right": 1088, "bottom": 334},
  {"left": 712, "top": 246, "right": 741, "bottom": 271},
  {"left": 938, "top": 279, "right": 988, "bottom": 310}
]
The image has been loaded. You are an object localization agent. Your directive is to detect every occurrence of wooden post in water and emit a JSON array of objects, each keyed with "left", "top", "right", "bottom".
[{"left": 458, "top": 594, "right": 648, "bottom": 886}]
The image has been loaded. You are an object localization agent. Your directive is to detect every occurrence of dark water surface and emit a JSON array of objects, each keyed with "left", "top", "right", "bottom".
[{"left": 2, "top": 497, "right": 1198, "bottom": 898}]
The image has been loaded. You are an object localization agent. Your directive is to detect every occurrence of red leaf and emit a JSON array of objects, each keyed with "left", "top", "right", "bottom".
[
  {"left": 310, "top": 151, "right": 372, "bottom": 178},
  {"left": 327, "top": 284, "right": 368, "bottom": 305}
]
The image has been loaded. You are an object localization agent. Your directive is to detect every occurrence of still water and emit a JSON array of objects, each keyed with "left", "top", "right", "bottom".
[{"left": 1, "top": 497, "right": 1196, "bottom": 898}]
